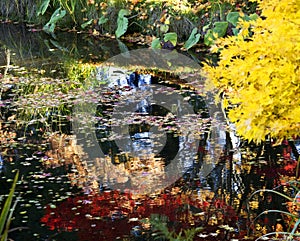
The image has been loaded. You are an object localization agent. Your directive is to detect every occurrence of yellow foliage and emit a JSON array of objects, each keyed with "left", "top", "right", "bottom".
[{"left": 202, "top": 0, "right": 300, "bottom": 143}]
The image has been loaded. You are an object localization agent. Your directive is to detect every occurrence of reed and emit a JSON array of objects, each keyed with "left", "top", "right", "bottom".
[{"left": 0, "top": 171, "right": 19, "bottom": 241}]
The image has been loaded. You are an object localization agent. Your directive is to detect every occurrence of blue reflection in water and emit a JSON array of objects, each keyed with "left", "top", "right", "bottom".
[{"left": 0, "top": 154, "right": 3, "bottom": 173}]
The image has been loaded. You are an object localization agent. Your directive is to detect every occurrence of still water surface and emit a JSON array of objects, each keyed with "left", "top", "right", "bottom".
[{"left": 0, "top": 23, "right": 243, "bottom": 241}]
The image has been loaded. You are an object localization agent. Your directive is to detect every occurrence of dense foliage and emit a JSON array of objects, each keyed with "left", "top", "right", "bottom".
[
  {"left": 1, "top": 0, "right": 257, "bottom": 47},
  {"left": 203, "top": 0, "right": 300, "bottom": 143}
]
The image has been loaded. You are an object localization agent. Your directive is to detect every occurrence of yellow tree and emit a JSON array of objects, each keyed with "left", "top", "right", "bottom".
[{"left": 203, "top": 0, "right": 300, "bottom": 143}]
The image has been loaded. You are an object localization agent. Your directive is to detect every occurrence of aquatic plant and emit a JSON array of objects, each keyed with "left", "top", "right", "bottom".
[
  {"left": 249, "top": 180, "right": 300, "bottom": 241},
  {"left": 0, "top": 171, "right": 19, "bottom": 241},
  {"left": 148, "top": 214, "right": 203, "bottom": 240},
  {"left": 11, "top": 60, "right": 97, "bottom": 130}
]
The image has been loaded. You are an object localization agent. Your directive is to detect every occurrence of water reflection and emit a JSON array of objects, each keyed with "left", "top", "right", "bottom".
[
  {"left": 83, "top": 66, "right": 213, "bottom": 193},
  {"left": 0, "top": 24, "right": 248, "bottom": 241}
]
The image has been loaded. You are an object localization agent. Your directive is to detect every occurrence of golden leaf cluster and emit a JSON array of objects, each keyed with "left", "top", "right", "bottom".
[{"left": 203, "top": 0, "right": 300, "bottom": 143}]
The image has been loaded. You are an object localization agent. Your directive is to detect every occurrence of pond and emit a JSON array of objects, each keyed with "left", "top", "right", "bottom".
[{"left": 0, "top": 23, "right": 299, "bottom": 241}]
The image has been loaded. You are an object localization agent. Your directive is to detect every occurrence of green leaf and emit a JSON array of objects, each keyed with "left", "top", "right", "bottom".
[
  {"left": 163, "top": 32, "right": 177, "bottom": 46},
  {"left": 183, "top": 27, "right": 201, "bottom": 50},
  {"left": 248, "top": 13, "right": 259, "bottom": 21},
  {"left": 48, "top": 8, "right": 67, "bottom": 24},
  {"left": 232, "top": 27, "right": 240, "bottom": 36},
  {"left": 203, "top": 23, "right": 210, "bottom": 32},
  {"left": 213, "top": 21, "right": 228, "bottom": 38},
  {"left": 151, "top": 38, "right": 161, "bottom": 49},
  {"left": 43, "top": 8, "right": 66, "bottom": 33},
  {"left": 204, "top": 29, "right": 214, "bottom": 46},
  {"left": 115, "top": 9, "right": 130, "bottom": 38},
  {"left": 98, "top": 16, "right": 108, "bottom": 25},
  {"left": 81, "top": 19, "right": 93, "bottom": 29},
  {"left": 160, "top": 24, "right": 169, "bottom": 33},
  {"left": 37, "top": 0, "right": 50, "bottom": 16},
  {"left": 204, "top": 22, "right": 228, "bottom": 45},
  {"left": 118, "top": 9, "right": 130, "bottom": 18},
  {"left": 226, "top": 11, "right": 240, "bottom": 26},
  {"left": 0, "top": 171, "right": 19, "bottom": 236},
  {"left": 1, "top": 191, "right": 20, "bottom": 241}
]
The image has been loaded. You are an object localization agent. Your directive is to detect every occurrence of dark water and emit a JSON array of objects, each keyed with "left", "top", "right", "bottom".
[{"left": 0, "top": 23, "right": 240, "bottom": 241}]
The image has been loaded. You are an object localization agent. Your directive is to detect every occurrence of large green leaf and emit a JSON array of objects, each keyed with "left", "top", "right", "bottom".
[
  {"left": 151, "top": 38, "right": 162, "bottom": 49},
  {"left": 48, "top": 8, "right": 67, "bottom": 25},
  {"left": 43, "top": 8, "right": 66, "bottom": 33},
  {"left": 213, "top": 21, "right": 228, "bottom": 38},
  {"left": 226, "top": 12, "right": 240, "bottom": 26},
  {"left": 115, "top": 9, "right": 130, "bottom": 38},
  {"left": 118, "top": 9, "right": 130, "bottom": 18},
  {"left": 163, "top": 32, "right": 177, "bottom": 46},
  {"left": 183, "top": 27, "right": 201, "bottom": 50},
  {"left": 204, "top": 21, "right": 228, "bottom": 45},
  {"left": 232, "top": 27, "right": 240, "bottom": 36}
]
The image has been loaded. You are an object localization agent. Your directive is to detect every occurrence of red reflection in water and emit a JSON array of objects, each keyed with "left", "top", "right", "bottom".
[{"left": 41, "top": 190, "right": 239, "bottom": 241}]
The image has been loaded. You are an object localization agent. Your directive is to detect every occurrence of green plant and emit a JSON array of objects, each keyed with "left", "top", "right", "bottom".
[
  {"left": 147, "top": 214, "right": 202, "bottom": 241},
  {"left": 183, "top": 27, "right": 201, "bottom": 50},
  {"left": 57, "top": 0, "right": 78, "bottom": 24},
  {"left": 42, "top": 7, "right": 67, "bottom": 33},
  {"left": 0, "top": 171, "right": 19, "bottom": 241},
  {"left": 151, "top": 32, "right": 178, "bottom": 49},
  {"left": 115, "top": 9, "right": 130, "bottom": 38},
  {"left": 226, "top": 11, "right": 258, "bottom": 35},
  {"left": 204, "top": 21, "right": 228, "bottom": 46},
  {"left": 37, "top": 0, "right": 98, "bottom": 33},
  {"left": 249, "top": 181, "right": 300, "bottom": 241},
  {"left": 12, "top": 61, "right": 97, "bottom": 131},
  {"left": 203, "top": 11, "right": 258, "bottom": 46}
]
